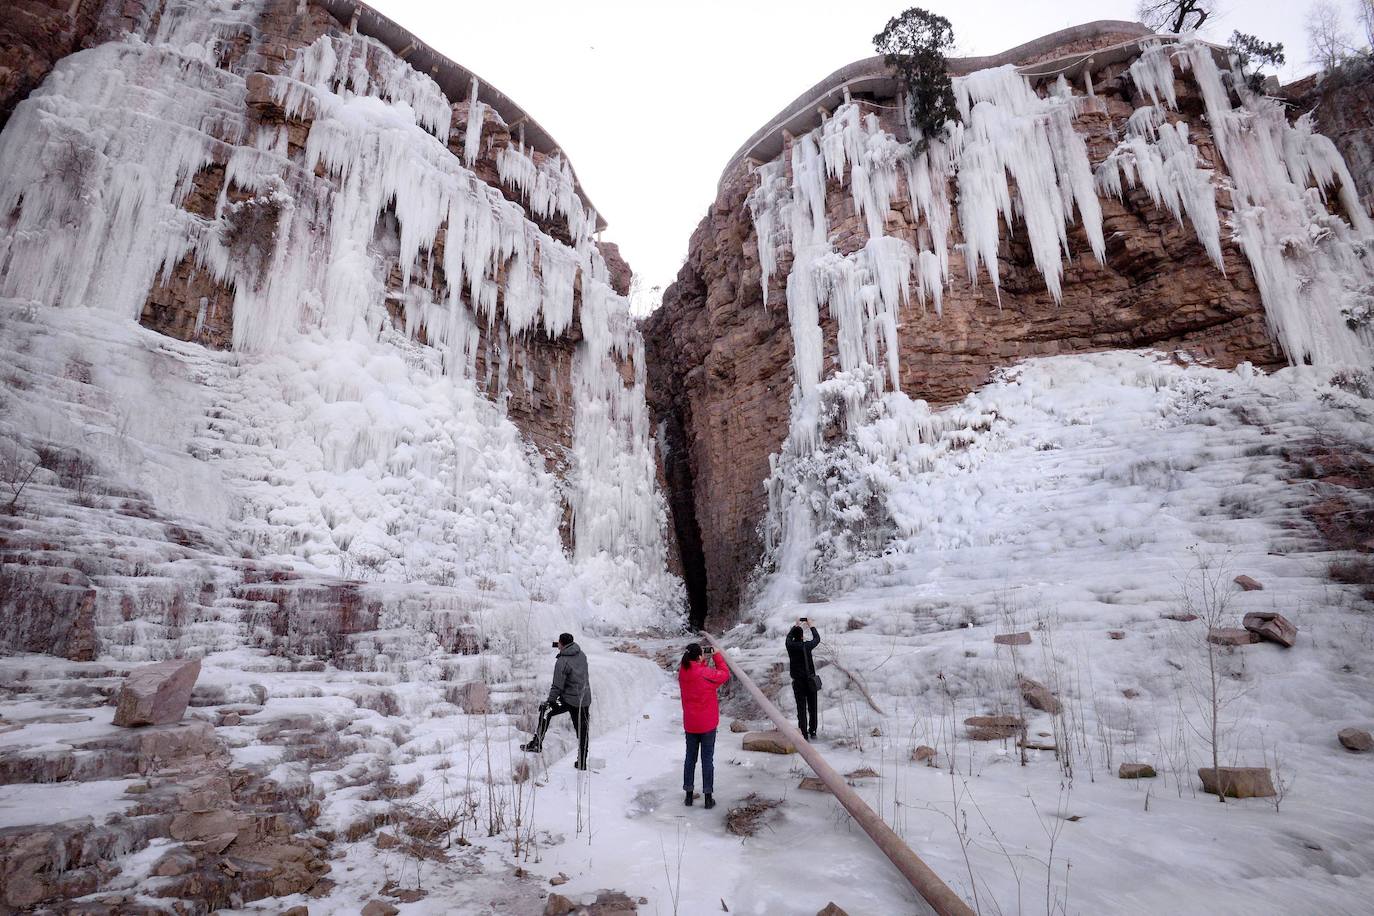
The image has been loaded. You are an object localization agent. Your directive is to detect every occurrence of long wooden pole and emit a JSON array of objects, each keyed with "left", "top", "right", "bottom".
[{"left": 704, "top": 633, "right": 975, "bottom": 916}]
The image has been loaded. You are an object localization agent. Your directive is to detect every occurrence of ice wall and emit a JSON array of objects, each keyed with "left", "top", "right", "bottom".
[
  {"left": 746, "top": 37, "right": 1374, "bottom": 605},
  {"left": 0, "top": 0, "right": 680, "bottom": 627}
]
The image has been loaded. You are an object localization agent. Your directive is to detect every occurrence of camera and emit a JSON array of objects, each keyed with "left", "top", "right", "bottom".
[
  {"left": 704, "top": 646, "right": 715, "bottom": 655},
  {"left": 551, "top": 640, "right": 560, "bottom": 649}
]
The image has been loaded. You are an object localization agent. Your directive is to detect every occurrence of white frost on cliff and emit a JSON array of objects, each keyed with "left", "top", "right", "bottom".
[{"left": 0, "top": 0, "right": 680, "bottom": 627}]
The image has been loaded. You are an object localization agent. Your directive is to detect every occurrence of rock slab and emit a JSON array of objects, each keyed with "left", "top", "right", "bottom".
[
  {"left": 1243, "top": 611, "right": 1297, "bottom": 648},
  {"left": 1198, "top": 766, "right": 1276, "bottom": 798},
  {"left": 1234, "top": 575, "right": 1264, "bottom": 591},
  {"left": 112, "top": 658, "right": 201, "bottom": 727},
  {"left": 1207, "top": 628, "right": 1260, "bottom": 647},
  {"left": 994, "top": 632, "right": 1032, "bottom": 646},
  {"left": 1119, "top": 763, "right": 1157, "bottom": 779},
  {"left": 965, "top": 715, "right": 1024, "bottom": 741},
  {"left": 1338, "top": 727, "right": 1373, "bottom": 752},
  {"left": 742, "top": 730, "right": 796, "bottom": 754}
]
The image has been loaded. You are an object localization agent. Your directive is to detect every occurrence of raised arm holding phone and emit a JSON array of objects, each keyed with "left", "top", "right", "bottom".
[{"left": 785, "top": 617, "right": 822, "bottom": 740}]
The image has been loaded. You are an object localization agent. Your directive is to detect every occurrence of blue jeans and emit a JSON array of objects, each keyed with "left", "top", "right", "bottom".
[{"left": 684, "top": 729, "right": 717, "bottom": 794}]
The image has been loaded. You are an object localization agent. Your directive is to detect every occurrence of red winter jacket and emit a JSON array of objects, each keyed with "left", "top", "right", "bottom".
[{"left": 679, "top": 653, "right": 730, "bottom": 734}]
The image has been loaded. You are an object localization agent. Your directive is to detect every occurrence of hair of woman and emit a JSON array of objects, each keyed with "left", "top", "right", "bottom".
[{"left": 680, "top": 641, "right": 703, "bottom": 670}]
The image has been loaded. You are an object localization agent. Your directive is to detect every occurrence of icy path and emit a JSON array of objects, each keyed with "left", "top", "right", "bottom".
[{"left": 527, "top": 680, "right": 918, "bottom": 916}]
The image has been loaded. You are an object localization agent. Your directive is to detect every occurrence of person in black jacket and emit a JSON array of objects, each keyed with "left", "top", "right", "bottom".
[
  {"left": 520, "top": 632, "right": 592, "bottom": 769},
  {"left": 785, "top": 618, "right": 821, "bottom": 739}
]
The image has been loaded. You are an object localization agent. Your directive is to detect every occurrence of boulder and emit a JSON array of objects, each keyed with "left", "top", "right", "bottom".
[
  {"left": 729, "top": 720, "right": 749, "bottom": 733},
  {"left": 910, "top": 745, "right": 937, "bottom": 763},
  {"left": 455, "top": 681, "right": 490, "bottom": 714},
  {"left": 994, "top": 632, "right": 1031, "bottom": 646},
  {"left": 1338, "top": 727, "right": 1373, "bottom": 752},
  {"left": 1198, "top": 766, "right": 1276, "bottom": 798},
  {"left": 1118, "top": 763, "right": 1157, "bottom": 779},
  {"left": 798, "top": 776, "right": 830, "bottom": 792},
  {"left": 112, "top": 658, "right": 201, "bottom": 727},
  {"left": 1207, "top": 628, "right": 1259, "bottom": 647},
  {"left": 544, "top": 895, "right": 575, "bottom": 916},
  {"left": 1234, "top": 575, "right": 1264, "bottom": 591},
  {"left": 1242, "top": 612, "right": 1297, "bottom": 648},
  {"left": 742, "top": 730, "right": 795, "bottom": 754},
  {"left": 964, "top": 715, "right": 1023, "bottom": 741},
  {"left": 362, "top": 901, "right": 399, "bottom": 916},
  {"left": 1018, "top": 677, "right": 1061, "bottom": 715}
]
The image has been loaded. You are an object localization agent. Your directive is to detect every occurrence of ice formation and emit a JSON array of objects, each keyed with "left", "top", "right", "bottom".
[
  {"left": 746, "top": 36, "right": 1374, "bottom": 605},
  {"left": 0, "top": 0, "right": 679, "bottom": 626}
]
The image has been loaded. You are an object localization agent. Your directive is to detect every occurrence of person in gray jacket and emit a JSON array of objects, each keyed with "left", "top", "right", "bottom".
[{"left": 520, "top": 632, "right": 591, "bottom": 769}]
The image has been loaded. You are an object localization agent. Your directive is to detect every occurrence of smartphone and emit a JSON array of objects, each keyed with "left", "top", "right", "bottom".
[
  {"left": 550, "top": 641, "right": 559, "bottom": 649},
  {"left": 704, "top": 646, "right": 715, "bottom": 654}
]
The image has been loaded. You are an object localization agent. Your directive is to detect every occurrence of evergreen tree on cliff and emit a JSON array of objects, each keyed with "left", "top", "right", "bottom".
[{"left": 873, "top": 8, "right": 958, "bottom": 151}]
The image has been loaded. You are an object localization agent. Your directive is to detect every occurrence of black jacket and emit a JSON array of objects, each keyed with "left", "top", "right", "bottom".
[
  {"left": 548, "top": 642, "right": 591, "bottom": 707},
  {"left": 785, "top": 627, "right": 820, "bottom": 682}
]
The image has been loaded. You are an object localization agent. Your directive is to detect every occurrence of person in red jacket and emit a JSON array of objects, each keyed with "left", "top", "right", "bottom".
[{"left": 678, "top": 642, "right": 730, "bottom": 809}]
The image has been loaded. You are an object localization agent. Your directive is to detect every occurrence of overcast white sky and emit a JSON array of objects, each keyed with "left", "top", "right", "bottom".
[{"left": 369, "top": 0, "right": 1368, "bottom": 302}]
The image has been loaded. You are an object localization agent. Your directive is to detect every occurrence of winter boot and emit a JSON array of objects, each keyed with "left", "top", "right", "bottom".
[
  {"left": 684, "top": 790, "right": 694, "bottom": 806},
  {"left": 703, "top": 793, "right": 715, "bottom": 809}
]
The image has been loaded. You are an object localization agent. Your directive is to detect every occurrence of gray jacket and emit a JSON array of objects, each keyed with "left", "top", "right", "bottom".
[{"left": 548, "top": 642, "right": 591, "bottom": 707}]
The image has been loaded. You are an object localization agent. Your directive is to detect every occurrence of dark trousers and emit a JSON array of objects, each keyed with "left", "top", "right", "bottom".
[
  {"left": 534, "top": 699, "right": 590, "bottom": 767},
  {"left": 683, "top": 728, "right": 717, "bottom": 794},
  {"left": 792, "top": 679, "right": 818, "bottom": 736}
]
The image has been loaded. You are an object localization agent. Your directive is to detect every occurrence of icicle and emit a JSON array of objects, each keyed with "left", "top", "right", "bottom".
[{"left": 464, "top": 77, "right": 486, "bottom": 167}]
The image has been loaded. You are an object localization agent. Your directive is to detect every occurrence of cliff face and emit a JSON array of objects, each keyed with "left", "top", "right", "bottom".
[
  {"left": 0, "top": 0, "right": 679, "bottom": 661},
  {"left": 646, "top": 30, "right": 1373, "bottom": 627},
  {"left": 1284, "top": 62, "right": 1374, "bottom": 223}
]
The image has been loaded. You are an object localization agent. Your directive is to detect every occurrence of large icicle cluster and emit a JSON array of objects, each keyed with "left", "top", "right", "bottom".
[
  {"left": 0, "top": 0, "right": 679, "bottom": 625},
  {"left": 747, "top": 37, "right": 1374, "bottom": 606},
  {"left": 1117, "top": 40, "right": 1374, "bottom": 366}
]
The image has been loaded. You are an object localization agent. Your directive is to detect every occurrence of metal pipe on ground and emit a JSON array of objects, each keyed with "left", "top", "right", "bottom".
[{"left": 703, "top": 633, "right": 975, "bottom": 916}]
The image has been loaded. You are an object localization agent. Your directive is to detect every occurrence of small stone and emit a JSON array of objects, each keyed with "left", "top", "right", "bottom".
[
  {"left": 1119, "top": 763, "right": 1157, "bottom": 779},
  {"left": 798, "top": 776, "right": 830, "bottom": 792},
  {"left": 375, "top": 832, "right": 399, "bottom": 849},
  {"left": 994, "top": 632, "right": 1032, "bottom": 646},
  {"left": 1019, "top": 677, "right": 1061, "bottom": 714},
  {"left": 550, "top": 873, "right": 569, "bottom": 886},
  {"left": 742, "top": 730, "right": 796, "bottom": 754},
  {"left": 283, "top": 907, "right": 309, "bottom": 916},
  {"left": 1163, "top": 612, "right": 1199, "bottom": 622},
  {"left": 1122, "top": 688, "right": 1140, "bottom": 699},
  {"left": 362, "top": 901, "right": 399, "bottom": 916},
  {"left": 1198, "top": 766, "right": 1276, "bottom": 798},
  {"left": 1234, "top": 575, "right": 1264, "bottom": 591},
  {"left": 1242, "top": 611, "right": 1297, "bottom": 648},
  {"left": 220, "top": 712, "right": 241, "bottom": 726},
  {"left": 964, "top": 715, "right": 1024, "bottom": 741},
  {"left": 844, "top": 767, "right": 879, "bottom": 779},
  {"left": 1108, "top": 630, "right": 1125, "bottom": 640},
  {"left": 729, "top": 720, "right": 749, "bottom": 733},
  {"left": 112, "top": 658, "right": 201, "bottom": 727},
  {"left": 1338, "top": 727, "right": 1373, "bottom": 752},
  {"left": 1207, "top": 627, "right": 1259, "bottom": 647},
  {"left": 910, "top": 745, "right": 937, "bottom": 763},
  {"left": 869, "top": 726, "right": 883, "bottom": 737},
  {"left": 817, "top": 905, "right": 850, "bottom": 916}
]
